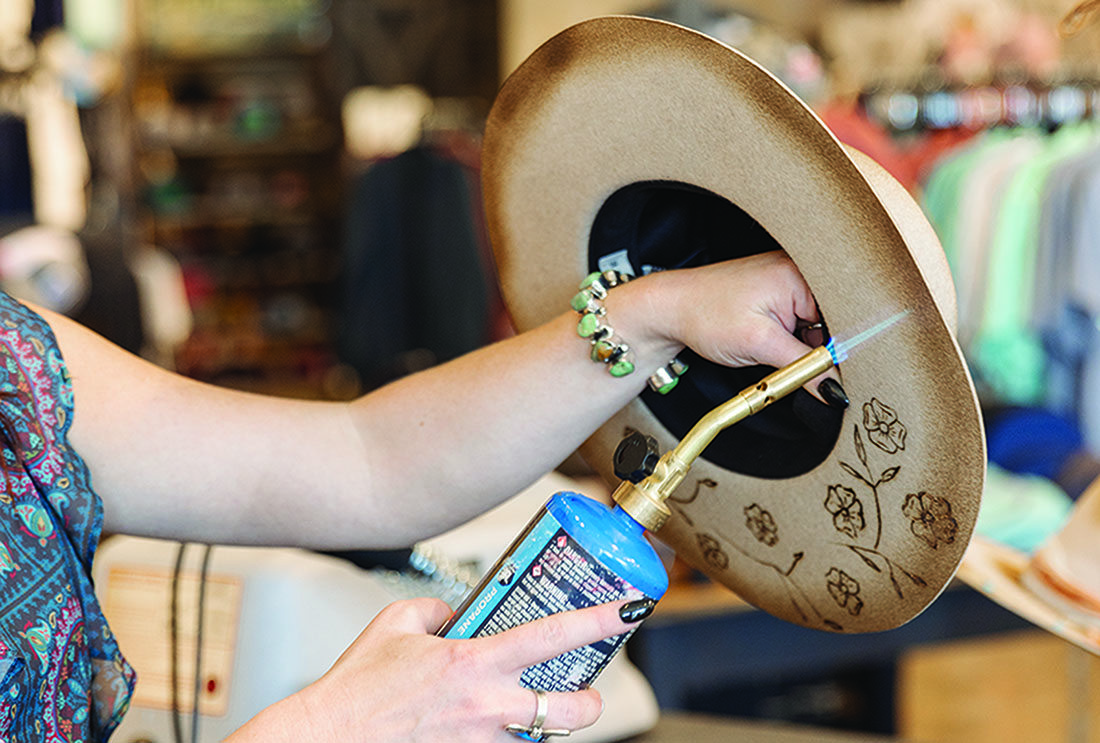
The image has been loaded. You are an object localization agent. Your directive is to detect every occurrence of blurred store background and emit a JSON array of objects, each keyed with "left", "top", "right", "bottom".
[{"left": 6, "top": 1, "right": 1100, "bottom": 741}]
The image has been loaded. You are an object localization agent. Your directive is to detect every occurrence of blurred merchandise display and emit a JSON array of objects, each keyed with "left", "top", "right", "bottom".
[
  {"left": 136, "top": 0, "right": 332, "bottom": 56},
  {"left": 124, "top": 0, "right": 344, "bottom": 397}
]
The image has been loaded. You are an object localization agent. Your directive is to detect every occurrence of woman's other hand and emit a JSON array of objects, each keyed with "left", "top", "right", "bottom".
[{"left": 228, "top": 598, "right": 642, "bottom": 742}]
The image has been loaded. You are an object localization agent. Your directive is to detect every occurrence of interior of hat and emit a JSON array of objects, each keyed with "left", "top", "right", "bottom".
[{"left": 588, "top": 181, "right": 842, "bottom": 478}]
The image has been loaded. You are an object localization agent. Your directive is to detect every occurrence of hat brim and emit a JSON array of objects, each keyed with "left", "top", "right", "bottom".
[
  {"left": 959, "top": 535, "right": 1100, "bottom": 654},
  {"left": 485, "top": 16, "right": 984, "bottom": 632}
]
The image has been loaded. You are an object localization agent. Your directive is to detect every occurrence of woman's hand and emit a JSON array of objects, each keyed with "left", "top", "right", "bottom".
[
  {"left": 613, "top": 250, "right": 837, "bottom": 397},
  {"left": 229, "top": 598, "right": 642, "bottom": 742},
  {"left": 660, "top": 251, "right": 821, "bottom": 370}
]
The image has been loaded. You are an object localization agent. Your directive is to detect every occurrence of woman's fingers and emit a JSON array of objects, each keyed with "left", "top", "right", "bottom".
[
  {"left": 371, "top": 597, "right": 456, "bottom": 636},
  {"left": 281, "top": 596, "right": 637, "bottom": 741},
  {"left": 479, "top": 600, "right": 645, "bottom": 674},
  {"left": 498, "top": 687, "right": 604, "bottom": 739},
  {"left": 766, "top": 251, "right": 820, "bottom": 329},
  {"left": 743, "top": 319, "right": 843, "bottom": 403}
]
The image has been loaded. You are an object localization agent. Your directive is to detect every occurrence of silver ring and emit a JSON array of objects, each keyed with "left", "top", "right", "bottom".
[
  {"left": 798, "top": 321, "right": 826, "bottom": 346},
  {"left": 505, "top": 689, "right": 572, "bottom": 740}
]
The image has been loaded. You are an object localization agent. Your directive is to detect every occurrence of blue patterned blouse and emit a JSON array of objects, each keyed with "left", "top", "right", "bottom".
[{"left": 0, "top": 293, "right": 134, "bottom": 741}]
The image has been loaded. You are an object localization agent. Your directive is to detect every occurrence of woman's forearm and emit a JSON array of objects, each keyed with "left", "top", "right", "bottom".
[
  {"left": 341, "top": 278, "right": 685, "bottom": 545},
  {"left": 58, "top": 253, "right": 820, "bottom": 549}
]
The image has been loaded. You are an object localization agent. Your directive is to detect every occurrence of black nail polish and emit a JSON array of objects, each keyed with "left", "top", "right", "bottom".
[
  {"left": 818, "top": 378, "right": 849, "bottom": 409},
  {"left": 620, "top": 598, "right": 656, "bottom": 623}
]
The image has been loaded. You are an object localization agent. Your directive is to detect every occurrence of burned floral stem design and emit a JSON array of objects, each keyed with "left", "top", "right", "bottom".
[
  {"left": 688, "top": 487, "right": 838, "bottom": 628},
  {"left": 826, "top": 401, "right": 930, "bottom": 602},
  {"left": 706, "top": 529, "right": 802, "bottom": 578},
  {"left": 669, "top": 477, "right": 717, "bottom": 506},
  {"left": 703, "top": 528, "right": 841, "bottom": 628},
  {"left": 839, "top": 543, "right": 928, "bottom": 599},
  {"left": 669, "top": 478, "right": 718, "bottom": 528},
  {"left": 836, "top": 424, "right": 900, "bottom": 550}
]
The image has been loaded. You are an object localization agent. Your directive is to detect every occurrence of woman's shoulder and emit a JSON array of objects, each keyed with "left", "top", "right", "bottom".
[
  {"left": 0, "top": 290, "right": 134, "bottom": 738},
  {"left": 0, "top": 291, "right": 62, "bottom": 346},
  {"left": 0, "top": 292, "right": 74, "bottom": 431}
]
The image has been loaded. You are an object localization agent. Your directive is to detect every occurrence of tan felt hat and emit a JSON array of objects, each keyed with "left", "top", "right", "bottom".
[
  {"left": 959, "top": 476, "right": 1100, "bottom": 655},
  {"left": 959, "top": 535, "right": 1100, "bottom": 655},
  {"left": 484, "top": 16, "right": 984, "bottom": 632}
]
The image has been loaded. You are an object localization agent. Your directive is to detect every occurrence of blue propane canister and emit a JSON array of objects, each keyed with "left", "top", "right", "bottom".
[{"left": 437, "top": 491, "right": 668, "bottom": 692}]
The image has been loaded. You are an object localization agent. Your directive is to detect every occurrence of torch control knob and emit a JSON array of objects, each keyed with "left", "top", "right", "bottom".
[{"left": 614, "top": 430, "right": 661, "bottom": 484}]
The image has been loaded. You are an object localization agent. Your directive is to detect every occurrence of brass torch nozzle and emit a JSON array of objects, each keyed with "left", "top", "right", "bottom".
[{"left": 613, "top": 345, "right": 836, "bottom": 531}]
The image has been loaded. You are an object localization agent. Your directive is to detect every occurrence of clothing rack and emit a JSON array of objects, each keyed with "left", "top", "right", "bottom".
[
  {"left": 861, "top": 78, "right": 1100, "bottom": 132},
  {"left": 919, "top": 120, "right": 1100, "bottom": 453}
]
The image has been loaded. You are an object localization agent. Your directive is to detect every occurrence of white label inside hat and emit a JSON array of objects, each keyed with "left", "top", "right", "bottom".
[{"left": 597, "top": 250, "right": 636, "bottom": 276}]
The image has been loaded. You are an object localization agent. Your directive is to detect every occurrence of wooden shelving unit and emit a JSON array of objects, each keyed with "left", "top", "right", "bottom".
[{"left": 124, "top": 0, "right": 345, "bottom": 398}]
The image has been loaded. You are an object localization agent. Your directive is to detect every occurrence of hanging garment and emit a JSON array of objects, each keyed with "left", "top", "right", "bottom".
[
  {"left": 0, "top": 119, "right": 33, "bottom": 220},
  {"left": 818, "top": 100, "right": 917, "bottom": 189},
  {"left": 951, "top": 131, "right": 1042, "bottom": 348},
  {"left": 1034, "top": 144, "right": 1100, "bottom": 419},
  {"left": 337, "top": 145, "right": 492, "bottom": 390},
  {"left": 972, "top": 124, "right": 1095, "bottom": 404},
  {"left": 921, "top": 129, "right": 1004, "bottom": 275},
  {"left": 1062, "top": 160, "right": 1100, "bottom": 451},
  {"left": 919, "top": 122, "right": 1100, "bottom": 452}
]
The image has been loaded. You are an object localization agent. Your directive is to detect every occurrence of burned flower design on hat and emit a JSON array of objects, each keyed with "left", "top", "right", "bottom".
[
  {"left": 862, "top": 398, "right": 907, "bottom": 454},
  {"left": 744, "top": 503, "right": 779, "bottom": 546},
  {"left": 693, "top": 527, "right": 828, "bottom": 627},
  {"left": 696, "top": 533, "right": 729, "bottom": 570},
  {"left": 678, "top": 398, "right": 944, "bottom": 629},
  {"left": 828, "top": 406, "right": 928, "bottom": 603},
  {"left": 826, "top": 567, "right": 864, "bottom": 616},
  {"left": 902, "top": 492, "right": 958, "bottom": 550},
  {"left": 824, "top": 485, "right": 865, "bottom": 540}
]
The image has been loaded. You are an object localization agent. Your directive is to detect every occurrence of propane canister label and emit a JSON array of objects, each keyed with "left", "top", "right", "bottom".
[{"left": 439, "top": 508, "right": 647, "bottom": 692}]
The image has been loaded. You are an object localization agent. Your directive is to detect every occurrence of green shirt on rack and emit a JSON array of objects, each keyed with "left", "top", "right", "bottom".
[
  {"left": 921, "top": 128, "right": 1014, "bottom": 277},
  {"left": 974, "top": 123, "right": 1096, "bottom": 404}
]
